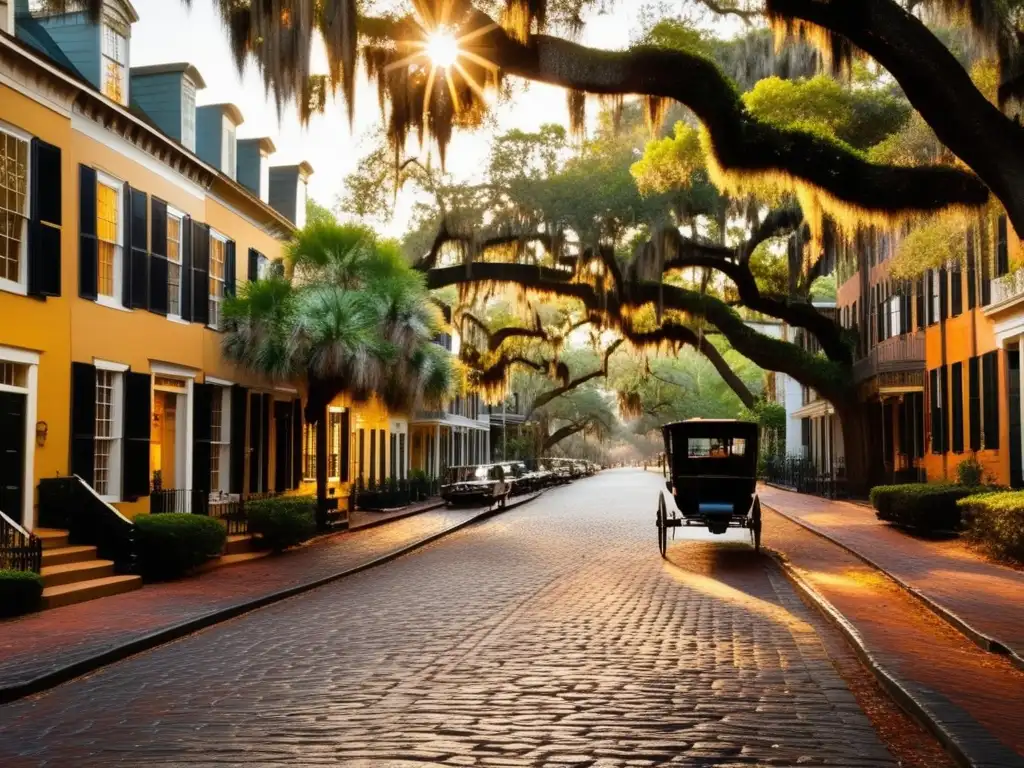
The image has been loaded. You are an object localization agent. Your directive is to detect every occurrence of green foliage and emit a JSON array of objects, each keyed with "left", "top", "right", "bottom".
[
  {"left": 887, "top": 215, "right": 968, "bottom": 279},
  {"left": 0, "top": 570, "right": 43, "bottom": 618},
  {"left": 739, "top": 400, "right": 786, "bottom": 431},
  {"left": 957, "top": 455, "right": 986, "bottom": 487},
  {"left": 247, "top": 498, "right": 317, "bottom": 552},
  {"left": 135, "top": 513, "right": 227, "bottom": 580},
  {"left": 306, "top": 197, "right": 336, "bottom": 227},
  {"left": 869, "top": 483, "right": 977, "bottom": 532},
  {"left": 809, "top": 274, "right": 837, "bottom": 301},
  {"left": 959, "top": 491, "right": 1024, "bottom": 563},
  {"left": 747, "top": 240, "right": 790, "bottom": 295}
]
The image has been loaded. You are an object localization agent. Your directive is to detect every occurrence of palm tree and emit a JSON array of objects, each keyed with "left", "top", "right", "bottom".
[{"left": 223, "top": 222, "right": 457, "bottom": 527}]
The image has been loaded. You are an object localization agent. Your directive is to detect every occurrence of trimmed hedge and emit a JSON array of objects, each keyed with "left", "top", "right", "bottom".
[
  {"left": 247, "top": 497, "right": 316, "bottom": 552},
  {"left": 135, "top": 513, "right": 226, "bottom": 580},
  {"left": 959, "top": 491, "right": 1024, "bottom": 563},
  {"left": 0, "top": 570, "right": 44, "bottom": 618},
  {"left": 869, "top": 483, "right": 978, "bottom": 532}
]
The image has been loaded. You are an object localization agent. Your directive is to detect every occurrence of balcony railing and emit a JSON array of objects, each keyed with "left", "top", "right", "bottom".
[
  {"left": 852, "top": 331, "right": 925, "bottom": 384},
  {"left": 991, "top": 268, "right": 1024, "bottom": 306},
  {"left": 0, "top": 511, "right": 42, "bottom": 573}
]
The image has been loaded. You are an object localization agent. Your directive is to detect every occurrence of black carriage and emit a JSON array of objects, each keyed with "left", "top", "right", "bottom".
[{"left": 657, "top": 419, "right": 762, "bottom": 557}]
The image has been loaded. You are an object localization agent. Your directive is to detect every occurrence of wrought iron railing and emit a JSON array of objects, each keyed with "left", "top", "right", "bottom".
[
  {"left": 352, "top": 477, "right": 440, "bottom": 511},
  {"left": 852, "top": 331, "right": 926, "bottom": 384},
  {"left": 38, "top": 476, "right": 136, "bottom": 573},
  {"left": 150, "top": 489, "right": 278, "bottom": 536},
  {"left": 0, "top": 510, "right": 42, "bottom": 573},
  {"left": 761, "top": 455, "right": 849, "bottom": 499}
]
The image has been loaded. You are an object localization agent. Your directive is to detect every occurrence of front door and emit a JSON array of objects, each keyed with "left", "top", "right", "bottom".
[{"left": 0, "top": 391, "right": 26, "bottom": 525}]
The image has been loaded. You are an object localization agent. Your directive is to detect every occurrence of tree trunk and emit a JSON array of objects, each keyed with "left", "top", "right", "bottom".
[{"left": 836, "top": 400, "right": 876, "bottom": 498}]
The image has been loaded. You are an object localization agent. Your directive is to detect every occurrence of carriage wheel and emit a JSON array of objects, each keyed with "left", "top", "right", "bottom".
[
  {"left": 750, "top": 496, "right": 762, "bottom": 553},
  {"left": 657, "top": 494, "right": 668, "bottom": 558}
]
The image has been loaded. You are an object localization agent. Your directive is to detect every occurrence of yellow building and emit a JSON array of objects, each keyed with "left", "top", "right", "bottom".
[{"left": 0, "top": 0, "right": 405, "bottom": 550}]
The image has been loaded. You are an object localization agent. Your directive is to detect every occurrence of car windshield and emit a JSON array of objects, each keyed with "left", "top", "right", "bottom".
[{"left": 447, "top": 466, "right": 490, "bottom": 483}]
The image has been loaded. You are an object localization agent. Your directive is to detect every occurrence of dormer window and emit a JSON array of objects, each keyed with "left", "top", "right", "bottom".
[
  {"left": 182, "top": 79, "right": 197, "bottom": 152},
  {"left": 101, "top": 24, "right": 128, "bottom": 104}
]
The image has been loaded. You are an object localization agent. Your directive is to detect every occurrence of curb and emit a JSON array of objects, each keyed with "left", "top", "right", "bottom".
[
  {"left": 763, "top": 502, "right": 1024, "bottom": 672},
  {"left": 765, "top": 550, "right": 977, "bottom": 768},
  {"left": 0, "top": 490, "right": 545, "bottom": 706},
  {"left": 349, "top": 500, "right": 448, "bottom": 532}
]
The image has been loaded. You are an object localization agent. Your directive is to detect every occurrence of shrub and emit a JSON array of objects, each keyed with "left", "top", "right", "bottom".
[
  {"left": 247, "top": 497, "right": 316, "bottom": 552},
  {"left": 0, "top": 570, "right": 44, "bottom": 618},
  {"left": 869, "top": 483, "right": 977, "bottom": 532},
  {"left": 956, "top": 456, "right": 986, "bottom": 487},
  {"left": 135, "top": 513, "right": 226, "bottom": 580},
  {"left": 959, "top": 491, "right": 1024, "bottom": 563}
]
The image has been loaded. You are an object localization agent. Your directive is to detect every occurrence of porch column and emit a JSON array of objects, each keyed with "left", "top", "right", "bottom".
[{"left": 434, "top": 425, "right": 441, "bottom": 477}]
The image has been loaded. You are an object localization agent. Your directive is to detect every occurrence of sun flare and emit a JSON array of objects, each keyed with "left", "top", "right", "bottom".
[{"left": 426, "top": 29, "right": 460, "bottom": 69}]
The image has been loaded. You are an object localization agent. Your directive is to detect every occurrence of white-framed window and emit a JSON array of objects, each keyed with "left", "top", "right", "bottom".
[
  {"left": 101, "top": 24, "right": 128, "bottom": 105},
  {"left": 888, "top": 295, "right": 901, "bottom": 339},
  {"left": 327, "top": 409, "right": 343, "bottom": 479},
  {"left": 0, "top": 125, "right": 30, "bottom": 295},
  {"left": 930, "top": 269, "right": 941, "bottom": 323},
  {"left": 210, "top": 385, "right": 231, "bottom": 493},
  {"left": 302, "top": 422, "right": 316, "bottom": 481},
  {"left": 222, "top": 118, "right": 236, "bottom": 179},
  {"left": 96, "top": 172, "right": 123, "bottom": 304},
  {"left": 208, "top": 231, "right": 227, "bottom": 329},
  {"left": 94, "top": 368, "right": 123, "bottom": 500},
  {"left": 166, "top": 208, "right": 184, "bottom": 317},
  {"left": 181, "top": 79, "right": 197, "bottom": 152},
  {"left": 255, "top": 252, "right": 270, "bottom": 280}
]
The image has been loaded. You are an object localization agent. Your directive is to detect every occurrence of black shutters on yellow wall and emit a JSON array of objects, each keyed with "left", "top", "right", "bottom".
[
  {"left": 192, "top": 383, "right": 213, "bottom": 494},
  {"left": 229, "top": 385, "right": 248, "bottom": 493},
  {"left": 70, "top": 362, "right": 97, "bottom": 484},
  {"left": 930, "top": 367, "right": 945, "bottom": 454},
  {"left": 291, "top": 399, "right": 303, "bottom": 489},
  {"left": 274, "top": 401, "right": 291, "bottom": 493},
  {"left": 983, "top": 351, "right": 1001, "bottom": 449},
  {"left": 192, "top": 222, "right": 210, "bottom": 326},
  {"left": 379, "top": 429, "right": 386, "bottom": 481},
  {"left": 966, "top": 229, "right": 977, "bottom": 311},
  {"left": 28, "top": 138, "right": 61, "bottom": 298},
  {"left": 78, "top": 165, "right": 98, "bottom": 300},
  {"left": 951, "top": 362, "right": 964, "bottom": 454},
  {"left": 122, "top": 371, "right": 152, "bottom": 500},
  {"left": 969, "top": 356, "right": 982, "bottom": 451},
  {"left": 223, "top": 240, "right": 236, "bottom": 299},
  {"left": 340, "top": 410, "right": 351, "bottom": 483},
  {"left": 248, "top": 248, "right": 259, "bottom": 281},
  {"left": 950, "top": 263, "right": 962, "bottom": 318},
  {"left": 126, "top": 187, "right": 149, "bottom": 309},
  {"left": 261, "top": 394, "right": 271, "bottom": 492},
  {"left": 180, "top": 216, "right": 193, "bottom": 322},
  {"left": 369, "top": 429, "right": 377, "bottom": 484},
  {"left": 149, "top": 198, "right": 169, "bottom": 316},
  {"left": 938, "top": 267, "right": 948, "bottom": 320}
]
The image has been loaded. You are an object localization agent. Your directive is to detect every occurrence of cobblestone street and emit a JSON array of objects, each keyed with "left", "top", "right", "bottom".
[{"left": 0, "top": 471, "right": 900, "bottom": 767}]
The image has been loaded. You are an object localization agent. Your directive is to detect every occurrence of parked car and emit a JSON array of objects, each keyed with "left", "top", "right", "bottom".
[
  {"left": 545, "top": 458, "right": 574, "bottom": 484},
  {"left": 441, "top": 464, "right": 511, "bottom": 507}
]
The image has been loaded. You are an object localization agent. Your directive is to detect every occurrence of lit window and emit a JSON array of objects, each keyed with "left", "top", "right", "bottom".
[
  {"left": 101, "top": 25, "right": 128, "bottom": 105},
  {"left": 210, "top": 386, "right": 231, "bottom": 493},
  {"left": 96, "top": 176, "right": 122, "bottom": 301},
  {"left": 94, "top": 369, "right": 123, "bottom": 499},
  {"left": 930, "top": 269, "right": 941, "bottom": 322},
  {"left": 889, "top": 295, "right": 901, "bottom": 339},
  {"left": 327, "top": 410, "right": 343, "bottom": 479},
  {"left": 0, "top": 128, "right": 29, "bottom": 291},
  {"left": 209, "top": 233, "right": 226, "bottom": 328},
  {"left": 303, "top": 422, "right": 317, "bottom": 481},
  {"left": 181, "top": 80, "right": 196, "bottom": 152},
  {"left": 167, "top": 211, "right": 183, "bottom": 316}
]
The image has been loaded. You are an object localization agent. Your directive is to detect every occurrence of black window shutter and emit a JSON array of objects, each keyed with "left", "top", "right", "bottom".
[
  {"left": 192, "top": 223, "right": 210, "bottom": 326},
  {"left": 379, "top": 428, "right": 387, "bottom": 481},
  {"left": 128, "top": 188, "right": 149, "bottom": 309},
  {"left": 359, "top": 429, "right": 365, "bottom": 482},
  {"left": 28, "top": 138, "right": 62, "bottom": 298},
  {"left": 70, "top": 362, "right": 97, "bottom": 485},
  {"left": 939, "top": 267, "right": 948, "bottom": 320},
  {"left": 192, "top": 383, "right": 213, "bottom": 493},
  {"left": 950, "top": 264, "right": 962, "bottom": 318},
  {"left": 122, "top": 371, "right": 152, "bottom": 500},
  {"left": 121, "top": 183, "right": 132, "bottom": 307},
  {"left": 78, "top": 165, "right": 98, "bottom": 300},
  {"left": 916, "top": 278, "right": 925, "bottom": 331},
  {"left": 261, "top": 394, "right": 271, "bottom": 493},
  {"left": 229, "top": 385, "right": 248, "bottom": 493},
  {"left": 291, "top": 399, "right": 303, "bottom": 490},
  {"left": 369, "top": 429, "right": 377, "bottom": 484},
  {"left": 984, "top": 351, "right": 1001, "bottom": 449},
  {"left": 929, "top": 368, "right": 941, "bottom": 455},
  {"left": 951, "top": 362, "right": 964, "bottom": 453},
  {"left": 180, "top": 216, "right": 193, "bottom": 322},
  {"left": 926, "top": 271, "right": 934, "bottom": 325},
  {"left": 969, "top": 356, "right": 982, "bottom": 451},
  {"left": 997, "top": 215, "right": 1009, "bottom": 277},
  {"left": 966, "top": 229, "right": 977, "bottom": 310},
  {"left": 248, "top": 247, "right": 259, "bottom": 281},
  {"left": 341, "top": 410, "right": 351, "bottom": 482},
  {"left": 981, "top": 229, "right": 992, "bottom": 305},
  {"left": 248, "top": 392, "right": 262, "bottom": 494},
  {"left": 940, "top": 365, "right": 949, "bottom": 453},
  {"left": 149, "top": 198, "right": 168, "bottom": 316},
  {"left": 224, "top": 240, "right": 236, "bottom": 298}
]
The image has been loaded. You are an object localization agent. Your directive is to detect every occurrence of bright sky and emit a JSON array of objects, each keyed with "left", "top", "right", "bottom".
[{"left": 129, "top": 1, "right": 733, "bottom": 236}]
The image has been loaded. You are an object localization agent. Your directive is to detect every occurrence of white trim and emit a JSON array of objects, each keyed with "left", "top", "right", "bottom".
[
  {"left": 150, "top": 361, "right": 199, "bottom": 379},
  {"left": 0, "top": 346, "right": 37, "bottom": 529},
  {"left": 205, "top": 189, "right": 282, "bottom": 236},
  {"left": 71, "top": 112, "right": 206, "bottom": 201},
  {"left": 74, "top": 474, "right": 132, "bottom": 524},
  {"left": 205, "top": 375, "right": 234, "bottom": 387},
  {"left": 93, "top": 358, "right": 129, "bottom": 372},
  {"left": 0, "top": 120, "right": 31, "bottom": 296},
  {"left": 0, "top": 345, "right": 40, "bottom": 366},
  {"left": 96, "top": 295, "right": 132, "bottom": 312},
  {"left": 95, "top": 170, "right": 124, "bottom": 305},
  {"left": 210, "top": 228, "right": 229, "bottom": 243}
]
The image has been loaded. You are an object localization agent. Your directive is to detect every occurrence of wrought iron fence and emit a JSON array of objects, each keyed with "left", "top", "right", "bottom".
[
  {"left": 150, "top": 490, "right": 279, "bottom": 536},
  {"left": 761, "top": 455, "right": 849, "bottom": 499},
  {"left": 352, "top": 477, "right": 441, "bottom": 511},
  {"left": 0, "top": 511, "right": 42, "bottom": 573}
]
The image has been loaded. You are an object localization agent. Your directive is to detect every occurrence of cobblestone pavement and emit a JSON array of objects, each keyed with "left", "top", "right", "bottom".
[
  {"left": 0, "top": 471, "right": 897, "bottom": 767},
  {"left": 759, "top": 485, "right": 1024, "bottom": 659}
]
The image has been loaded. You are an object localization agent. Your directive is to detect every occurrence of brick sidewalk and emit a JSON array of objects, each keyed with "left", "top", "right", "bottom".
[
  {"left": 0, "top": 503, "right": 485, "bottom": 695},
  {"left": 761, "top": 484, "right": 1024, "bottom": 661},
  {"left": 765, "top": 509, "right": 1024, "bottom": 767}
]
